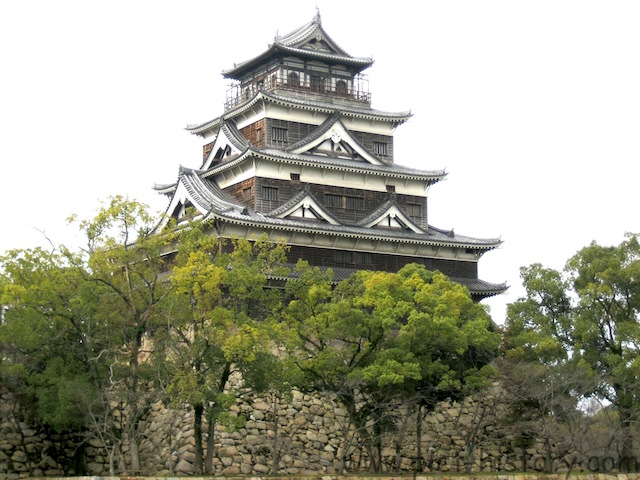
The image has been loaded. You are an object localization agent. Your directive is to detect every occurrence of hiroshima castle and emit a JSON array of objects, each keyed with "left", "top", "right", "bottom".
[{"left": 154, "top": 12, "right": 506, "bottom": 301}]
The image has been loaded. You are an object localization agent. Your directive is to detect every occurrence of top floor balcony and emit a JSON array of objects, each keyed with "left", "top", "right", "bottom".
[{"left": 225, "top": 69, "right": 371, "bottom": 111}]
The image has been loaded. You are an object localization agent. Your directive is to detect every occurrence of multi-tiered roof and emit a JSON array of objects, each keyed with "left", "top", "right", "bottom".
[{"left": 155, "top": 12, "right": 506, "bottom": 300}]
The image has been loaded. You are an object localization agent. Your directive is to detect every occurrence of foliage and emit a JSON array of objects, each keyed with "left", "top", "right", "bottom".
[
  {"left": 155, "top": 228, "right": 292, "bottom": 473},
  {"left": 0, "top": 246, "right": 110, "bottom": 436},
  {"left": 282, "top": 262, "right": 500, "bottom": 472},
  {"left": 504, "top": 233, "right": 640, "bottom": 462}
]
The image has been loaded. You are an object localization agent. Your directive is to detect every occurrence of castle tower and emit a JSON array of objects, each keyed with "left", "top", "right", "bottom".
[{"left": 155, "top": 13, "right": 506, "bottom": 300}]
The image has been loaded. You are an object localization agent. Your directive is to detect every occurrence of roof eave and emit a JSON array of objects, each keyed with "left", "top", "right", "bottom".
[{"left": 205, "top": 209, "right": 501, "bottom": 251}]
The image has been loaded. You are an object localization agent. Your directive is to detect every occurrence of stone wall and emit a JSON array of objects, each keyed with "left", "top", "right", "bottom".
[
  {"left": 19, "top": 475, "right": 640, "bottom": 480},
  {"left": 1, "top": 384, "right": 637, "bottom": 479}
]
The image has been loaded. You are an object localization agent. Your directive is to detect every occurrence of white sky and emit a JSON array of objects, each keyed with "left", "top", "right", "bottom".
[{"left": 1, "top": 1, "right": 639, "bottom": 324}]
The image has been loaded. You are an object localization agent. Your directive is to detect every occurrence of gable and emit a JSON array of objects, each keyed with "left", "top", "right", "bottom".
[
  {"left": 162, "top": 183, "right": 207, "bottom": 228},
  {"left": 297, "top": 36, "right": 335, "bottom": 54},
  {"left": 288, "top": 119, "right": 383, "bottom": 165},
  {"left": 271, "top": 194, "right": 340, "bottom": 225},
  {"left": 201, "top": 123, "right": 247, "bottom": 170},
  {"left": 360, "top": 205, "right": 424, "bottom": 233}
]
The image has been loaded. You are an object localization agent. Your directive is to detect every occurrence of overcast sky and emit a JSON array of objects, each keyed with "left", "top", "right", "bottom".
[{"left": 1, "top": 1, "right": 639, "bottom": 324}]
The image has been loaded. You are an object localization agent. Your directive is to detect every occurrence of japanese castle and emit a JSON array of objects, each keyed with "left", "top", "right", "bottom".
[{"left": 155, "top": 12, "right": 506, "bottom": 300}]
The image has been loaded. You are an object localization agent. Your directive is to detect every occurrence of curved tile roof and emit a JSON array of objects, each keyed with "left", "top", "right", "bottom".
[
  {"left": 266, "top": 184, "right": 341, "bottom": 225},
  {"left": 170, "top": 165, "right": 497, "bottom": 249},
  {"left": 185, "top": 90, "right": 412, "bottom": 135},
  {"left": 354, "top": 196, "right": 426, "bottom": 233},
  {"left": 178, "top": 166, "right": 241, "bottom": 214},
  {"left": 284, "top": 111, "right": 383, "bottom": 163},
  {"left": 285, "top": 111, "right": 342, "bottom": 152},
  {"left": 222, "top": 14, "right": 373, "bottom": 79},
  {"left": 255, "top": 149, "right": 445, "bottom": 182},
  {"left": 187, "top": 181, "right": 501, "bottom": 250},
  {"left": 220, "top": 119, "right": 250, "bottom": 151},
  {"left": 197, "top": 147, "right": 445, "bottom": 185}
]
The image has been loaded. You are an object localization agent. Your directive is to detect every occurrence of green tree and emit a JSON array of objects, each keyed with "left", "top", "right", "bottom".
[
  {"left": 392, "top": 264, "right": 500, "bottom": 472},
  {"left": 504, "top": 233, "right": 640, "bottom": 463},
  {"left": 67, "top": 195, "right": 175, "bottom": 473},
  {"left": 282, "top": 263, "right": 500, "bottom": 472},
  {"left": 0, "top": 246, "right": 114, "bottom": 474},
  {"left": 156, "top": 230, "right": 290, "bottom": 474}
]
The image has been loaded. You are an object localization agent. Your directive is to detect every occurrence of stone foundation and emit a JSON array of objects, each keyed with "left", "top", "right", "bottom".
[{"left": 1, "top": 385, "right": 638, "bottom": 478}]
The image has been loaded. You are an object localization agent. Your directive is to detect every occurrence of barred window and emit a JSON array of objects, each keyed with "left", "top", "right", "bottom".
[
  {"left": 261, "top": 186, "right": 278, "bottom": 201},
  {"left": 325, "top": 194, "right": 342, "bottom": 208},
  {"left": 335, "top": 251, "right": 352, "bottom": 264},
  {"left": 311, "top": 75, "right": 325, "bottom": 94},
  {"left": 335, "top": 251, "right": 373, "bottom": 265},
  {"left": 288, "top": 72, "right": 300, "bottom": 87},
  {"left": 271, "top": 127, "right": 287, "bottom": 142},
  {"left": 407, "top": 203, "right": 423, "bottom": 217},
  {"left": 290, "top": 173, "right": 300, "bottom": 181},
  {"left": 344, "top": 196, "right": 364, "bottom": 210},
  {"left": 355, "top": 252, "right": 373, "bottom": 265},
  {"left": 373, "top": 141, "right": 388, "bottom": 156},
  {"left": 325, "top": 194, "right": 364, "bottom": 210}
]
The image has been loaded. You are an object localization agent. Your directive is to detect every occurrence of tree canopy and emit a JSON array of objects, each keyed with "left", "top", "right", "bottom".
[
  {"left": 504, "top": 233, "right": 640, "bottom": 461},
  {"left": 281, "top": 262, "right": 500, "bottom": 472}
]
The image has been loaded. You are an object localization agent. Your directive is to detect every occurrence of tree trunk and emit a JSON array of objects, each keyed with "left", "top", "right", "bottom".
[
  {"left": 415, "top": 403, "right": 423, "bottom": 472},
  {"left": 127, "top": 327, "right": 143, "bottom": 473},
  {"left": 205, "top": 416, "right": 216, "bottom": 475},
  {"left": 394, "top": 412, "right": 410, "bottom": 472},
  {"left": 372, "top": 418, "right": 383, "bottom": 472},
  {"left": 619, "top": 413, "right": 634, "bottom": 469},
  {"left": 193, "top": 403, "right": 204, "bottom": 474},
  {"left": 616, "top": 387, "right": 634, "bottom": 469},
  {"left": 204, "top": 362, "right": 231, "bottom": 474}
]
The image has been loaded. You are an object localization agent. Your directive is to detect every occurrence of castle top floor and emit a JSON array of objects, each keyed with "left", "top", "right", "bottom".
[{"left": 223, "top": 12, "right": 374, "bottom": 111}]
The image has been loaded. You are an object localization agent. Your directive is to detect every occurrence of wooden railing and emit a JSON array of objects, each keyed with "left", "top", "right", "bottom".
[{"left": 225, "top": 76, "right": 371, "bottom": 111}]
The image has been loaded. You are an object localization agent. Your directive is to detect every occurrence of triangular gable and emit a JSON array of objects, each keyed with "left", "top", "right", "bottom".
[
  {"left": 160, "top": 167, "right": 243, "bottom": 230},
  {"left": 360, "top": 204, "right": 424, "bottom": 233},
  {"left": 272, "top": 194, "right": 340, "bottom": 225},
  {"left": 293, "top": 26, "right": 341, "bottom": 55},
  {"left": 161, "top": 181, "right": 207, "bottom": 229},
  {"left": 288, "top": 118, "right": 383, "bottom": 165},
  {"left": 201, "top": 122, "right": 247, "bottom": 170},
  {"left": 276, "top": 13, "right": 349, "bottom": 57}
]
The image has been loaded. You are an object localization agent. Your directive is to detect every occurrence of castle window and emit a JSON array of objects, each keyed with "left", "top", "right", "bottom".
[
  {"left": 335, "top": 251, "right": 352, "bottom": 264},
  {"left": 334, "top": 251, "right": 373, "bottom": 265},
  {"left": 261, "top": 186, "right": 278, "bottom": 201},
  {"left": 407, "top": 203, "right": 422, "bottom": 218},
  {"left": 344, "top": 196, "right": 364, "bottom": 210},
  {"left": 325, "top": 194, "right": 364, "bottom": 210},
  {"left": 271, "top": 127, "right": 288, "bottom": 143},
  {"left": 386, "top": 185, "right": 396, "bottom": 193},
  {"left": 355, "top": 252, "right": 373, "bottom": 265},
  {"left": 335, "top": 80, "right": 347, "bottom": 96},
  {"left": 256, "top": 127, "right": 263, "bottom": 142},
  {"left": 290, "top": 173, "right": 300, "bottom": 181},
  {"left": 373, "top": 141, "right": 388, "bottom": 156},
  {"left": 325, "top": 194, "right": 342, "bottom": 208},
  {"left": 242, "top": 187, "right": 252, "bottom": 202},
  {"left": 311, "top": 75, "right": 325, "bottom": 94},
  {"left": 288, "top": 72, "right": 300, "bottom": 87}
]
